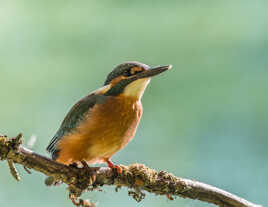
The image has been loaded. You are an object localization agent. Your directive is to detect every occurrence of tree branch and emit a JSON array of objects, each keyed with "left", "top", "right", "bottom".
[{"left": 0, "top": 134, "right": 262, "bottom": 207}]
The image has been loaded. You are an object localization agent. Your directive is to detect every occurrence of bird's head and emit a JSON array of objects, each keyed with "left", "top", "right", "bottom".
[{"left": 103, "top": 61, "right": 172, "bottom": 100}]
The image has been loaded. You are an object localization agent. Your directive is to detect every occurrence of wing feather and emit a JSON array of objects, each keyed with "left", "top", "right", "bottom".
[{"left": 46, "top": 93, "right": 107, "bottom": 160}]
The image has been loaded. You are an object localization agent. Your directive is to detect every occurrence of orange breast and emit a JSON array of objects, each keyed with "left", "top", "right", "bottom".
[{"left": 56, "top": 95, "right": 142, "bottom": 165}]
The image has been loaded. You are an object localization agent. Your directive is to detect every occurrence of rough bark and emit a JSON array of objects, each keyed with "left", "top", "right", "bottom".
[{"left": 0, "top": 134, "right": 262, "bottom": 207}]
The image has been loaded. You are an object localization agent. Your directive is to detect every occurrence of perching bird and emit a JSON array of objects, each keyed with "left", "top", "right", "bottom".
[{"left": 46, "top": 61, "right": 171, "bottom": 171}]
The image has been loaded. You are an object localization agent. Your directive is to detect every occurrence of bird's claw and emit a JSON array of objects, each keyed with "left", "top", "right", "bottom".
[
  {"left": 81, "top": 160, "right": 91, "bottom": 171},
  {"left": 80, "top": 160, "right": 97, "bottom": 184},
  {"left": 106, "top": 160, "right": 123, "bottom": 174}
]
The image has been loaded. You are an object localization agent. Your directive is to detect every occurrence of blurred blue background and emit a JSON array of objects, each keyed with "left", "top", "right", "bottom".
[{"left": 0, "top": 1, "right": 267, "bottom": 207}]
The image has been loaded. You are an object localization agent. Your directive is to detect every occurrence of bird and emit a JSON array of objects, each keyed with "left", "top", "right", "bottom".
[{"left": 46, "top": 61, "right": 171, "bottom": 172}]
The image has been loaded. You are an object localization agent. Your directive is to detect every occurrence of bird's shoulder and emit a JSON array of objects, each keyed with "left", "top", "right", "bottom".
[
  {"left": 46, "top": 85, "right": 110, "bottom": 155},
  {"left": 60, "top": 93, "right": 106, "bottom": 131}
]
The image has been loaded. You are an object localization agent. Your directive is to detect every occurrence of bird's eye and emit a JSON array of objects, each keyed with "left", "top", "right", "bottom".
[{"left": 123, "top": 70, "right": 132, "bottom": 77}]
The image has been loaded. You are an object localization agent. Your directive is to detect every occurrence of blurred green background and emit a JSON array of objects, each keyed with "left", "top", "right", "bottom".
[{"left": 0, "top": 1, "right": 267, "bottom": 207}]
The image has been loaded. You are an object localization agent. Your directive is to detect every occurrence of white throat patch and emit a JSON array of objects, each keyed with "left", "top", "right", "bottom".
[{"left": 123, "top": 78, "right": 151, "bottom": 100}]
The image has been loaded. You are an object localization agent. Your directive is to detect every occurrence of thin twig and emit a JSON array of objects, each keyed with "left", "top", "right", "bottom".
[
  {"left": 7, "top": 159, "right": 21, "bottom": 181},
  {"left": 23, "top": 166, "right": 32, "bottom": 174}
]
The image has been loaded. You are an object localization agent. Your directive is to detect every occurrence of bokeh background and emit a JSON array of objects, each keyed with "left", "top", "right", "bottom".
[{"left": 0, "top": 1, "right": 267, "bottom": 207}]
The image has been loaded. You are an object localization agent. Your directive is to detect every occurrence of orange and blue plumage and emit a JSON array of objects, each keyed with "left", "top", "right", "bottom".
[{"left": 46, "top": 61, "right": 171, "bottom": 170}]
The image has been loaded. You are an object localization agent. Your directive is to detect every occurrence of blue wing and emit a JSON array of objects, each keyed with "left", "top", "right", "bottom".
[{"left": 46, "top": 93, "right": 107, "bottom": 160}]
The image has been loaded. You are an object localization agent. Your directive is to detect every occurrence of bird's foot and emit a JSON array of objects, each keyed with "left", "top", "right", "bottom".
[
  {"left": 80, "top": 160, "right": 97, "bottom": 184},
  {"left": 81, "top": 160, "right": 91, "bottom": 170},
  {"left": 106, "top": 160, "right": 122, "bottom": 174}
]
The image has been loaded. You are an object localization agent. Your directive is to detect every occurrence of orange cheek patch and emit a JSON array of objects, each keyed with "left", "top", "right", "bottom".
[
  {"left": 130, "top": 67, "right": 143, "bottom": 75},
  {"left": 110, "top": 76, "right": 126, "bottom": 86}
]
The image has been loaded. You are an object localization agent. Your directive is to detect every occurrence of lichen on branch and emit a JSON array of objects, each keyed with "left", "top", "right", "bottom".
[{"left": 0, "top": 134, "right": 262, "bottom": 207}]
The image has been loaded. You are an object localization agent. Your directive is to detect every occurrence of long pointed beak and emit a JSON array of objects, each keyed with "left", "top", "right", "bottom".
[{"left": 132, "top": 65, "right": 172, "bottom": 80}]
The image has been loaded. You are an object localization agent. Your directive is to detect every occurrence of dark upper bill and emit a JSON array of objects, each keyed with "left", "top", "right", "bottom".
[{"left": 133, "top": 65, "right": 172, "bottom": 80}]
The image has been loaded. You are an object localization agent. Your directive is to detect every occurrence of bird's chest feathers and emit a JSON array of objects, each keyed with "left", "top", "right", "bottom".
[
  {"left": 76, "top": 96, "right": 143, "bottom": 155},
  {"left": 90, "top": 96, "right": 142, "bottom": 138}
]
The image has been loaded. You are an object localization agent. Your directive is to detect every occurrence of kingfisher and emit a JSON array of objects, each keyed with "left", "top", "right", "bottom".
[{"left": 46, "top": 61, "right": 171, "bottom": 172}]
